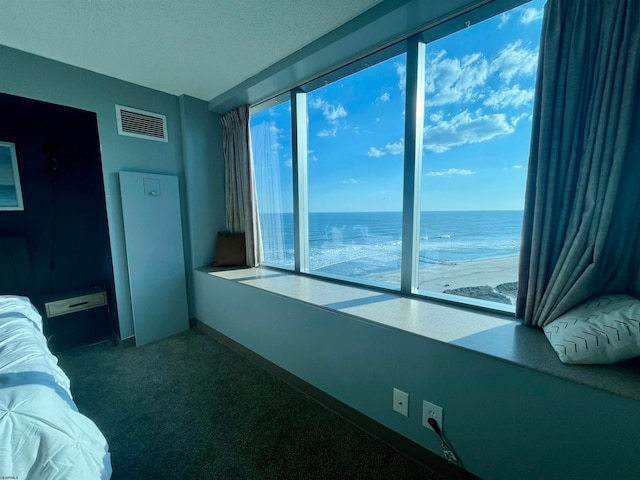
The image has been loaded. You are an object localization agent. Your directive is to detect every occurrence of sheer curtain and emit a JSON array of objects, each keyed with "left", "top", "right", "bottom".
[
  {"left": 221, "top": 105, "right": 262, "bottom": 267},
  {"left": 517, "top": 0, "right": 640, "bottom": 327},
  {"left": 250, "top": 118, "right": 286, "bottom": 265}
]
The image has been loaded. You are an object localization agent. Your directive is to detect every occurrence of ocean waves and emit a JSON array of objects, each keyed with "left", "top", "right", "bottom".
[{"left": 260, "top": 210, "right": 523, "bottom": 279}]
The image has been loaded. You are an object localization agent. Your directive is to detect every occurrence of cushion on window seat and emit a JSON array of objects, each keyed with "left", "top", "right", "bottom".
[
  {"left": 212, "top": 232, "right": 246, "bottom": 267},
  {"left": 543, "top": 294, "right": 640, "bottom": 364}
]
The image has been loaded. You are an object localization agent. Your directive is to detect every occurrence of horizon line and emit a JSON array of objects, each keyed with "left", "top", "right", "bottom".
[{"left": 259, "top": 209, "right": 525, "bottom": 214}]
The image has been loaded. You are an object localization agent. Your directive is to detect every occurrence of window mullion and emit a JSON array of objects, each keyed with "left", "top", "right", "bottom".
[
  {"left": 400, "top": 37, "right": 425, "bottom": 294},
  {"left": 291, "top": 89, "right": 309, "bottom": 273}
]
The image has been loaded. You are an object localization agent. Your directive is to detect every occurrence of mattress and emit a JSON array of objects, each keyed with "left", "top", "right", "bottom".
[{"left": 0, "top": 295, "right": 112, "bottom": 479}]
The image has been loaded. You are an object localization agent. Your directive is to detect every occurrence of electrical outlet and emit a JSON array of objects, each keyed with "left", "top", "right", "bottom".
[
  {"left": 422, "top": 400, "right": 443, "bottom": 432},
  {"left": 393, "top": 388, "right": 409, "bottom": 417}
]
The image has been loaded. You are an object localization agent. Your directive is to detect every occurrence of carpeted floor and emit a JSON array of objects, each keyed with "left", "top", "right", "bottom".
[{"left": 57, "top": 328, "right": 448, "bottom": 480}]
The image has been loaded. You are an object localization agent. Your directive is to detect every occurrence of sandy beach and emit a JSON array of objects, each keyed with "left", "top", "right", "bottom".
[{"left": 369, "top": 255, "right": 520, "bottom": 303}]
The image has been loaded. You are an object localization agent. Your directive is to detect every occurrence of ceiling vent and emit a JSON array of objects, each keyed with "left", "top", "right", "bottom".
[{"left": 115, "top": 105, "right": 168, "bottom": 142}]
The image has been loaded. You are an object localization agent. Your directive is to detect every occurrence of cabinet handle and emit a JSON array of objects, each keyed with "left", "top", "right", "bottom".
[{"left": 68, "top": 301, "right": 89, "bottom": 308}]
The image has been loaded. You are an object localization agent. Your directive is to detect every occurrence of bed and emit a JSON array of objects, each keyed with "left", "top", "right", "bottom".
[{"left": 0, "top": 295, "right": 112, "bottom": 477}]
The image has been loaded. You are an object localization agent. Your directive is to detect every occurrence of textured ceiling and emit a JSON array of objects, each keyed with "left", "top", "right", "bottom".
[{"left": 0, "top": 0, "right": 382, "bottom": 101}]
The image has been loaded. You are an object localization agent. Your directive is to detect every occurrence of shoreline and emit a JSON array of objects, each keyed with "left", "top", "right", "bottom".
[{"left": 368, "top": 255, "right": 520, "bottom": 304}]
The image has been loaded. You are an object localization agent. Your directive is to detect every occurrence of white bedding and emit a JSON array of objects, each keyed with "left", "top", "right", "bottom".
[{"left": 0, "top": 295, "right": 112, "bottom": 479}]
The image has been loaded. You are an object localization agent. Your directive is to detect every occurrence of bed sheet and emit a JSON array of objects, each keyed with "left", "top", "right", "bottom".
[
  {"left": 0, "top": 295, "right": 112, "bottom": 479},
  {"left": 0, "top": 295, "right": 71, "bottom": 393}
]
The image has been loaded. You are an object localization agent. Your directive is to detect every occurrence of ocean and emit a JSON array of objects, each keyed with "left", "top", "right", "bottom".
[{"left": 260, "top": 210, "right": 523, "bottom": 280}]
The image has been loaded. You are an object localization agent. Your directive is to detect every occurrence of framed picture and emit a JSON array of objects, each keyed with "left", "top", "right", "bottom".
[{"left": 0, "top": 141, "right": 24, "bottom": 211}]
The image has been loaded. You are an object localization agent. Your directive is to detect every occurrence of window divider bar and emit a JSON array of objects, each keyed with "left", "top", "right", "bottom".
[
  {"left": 291, "top": 89, "right": 309, "bottom": 272},
  {"left": 400, "top": 37, "right": 425, "bottom": 294}
]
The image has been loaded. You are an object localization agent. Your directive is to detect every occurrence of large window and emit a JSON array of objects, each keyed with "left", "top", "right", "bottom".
[
  {"left": 306, "top": 54, "right": 406, "bottom": 287},
  {"left": 250, "top": 0, "right": 545, "bottom": 312},
  {"left": 418, "top": 1, "right": 543, "bottom": 307}
]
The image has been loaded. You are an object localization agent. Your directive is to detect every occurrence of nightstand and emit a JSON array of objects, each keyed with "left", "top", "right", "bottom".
[{"left": 43, "top": 287, "right": 113, "bottom": 352}]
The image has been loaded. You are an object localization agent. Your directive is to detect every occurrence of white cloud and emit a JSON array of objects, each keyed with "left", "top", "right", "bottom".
[
  {"left": 284, "top": 158, "right": 292, "bottom": 167},
  {"left": 510, "top": 112, "right": 531, "bottom": 125},
  {"left": 513, "top": 164, "right": 523, "bottom": 169},
  {"left": 367, "top": 147, "right": 385, "bottom": 157},
  {"left": 325, "top": 104, "right": 347, "bottom": 121},
  {"left": 308, "top": 97, "right": 324, "bottom": 109},
  {"left": 385, "top": 140, "right": 404, "bottom": 155},
  {"left": 395, "top": 62, "right": 407, "bottom": 92},
  {"left": 379, "top": 92, "right": 390, "bottom": 102},
  {"left": 367, "top": 139, "right": 404, "bottom": 157},
  {"left": 424, "top": 42, "right": 538, "bottom": 108},
  {"left": 271, "top": 142, "right": 281, "bottom": 150},
  {"left": 483, "top": 85, "right": 535, "bottom": 109},
  {"left": 426, "top": 50, "right": 490, "bottom": 106},
  {"left": 520, "top": 7, "right": 544, "bottom": 24},
  {"left": 490, "top": 41, "right": 538, "bottom": 84},
  {"left": 317, "top": 127, "right": 338, "bottom": 137},
  {"left": 498, "top": 12, "right": 511, "bottom": 28},
  {"left": 342, "top": 178, "right": 359, "bottom": 184},
  {"left": 426, "top": 168, "right": 476, "bottom": 177},
  {"left": 423, "top": 110, "right": 515, "bottom": 152},
  {"left": 308, "top": 96, "right": 347, "bottom": 123}
]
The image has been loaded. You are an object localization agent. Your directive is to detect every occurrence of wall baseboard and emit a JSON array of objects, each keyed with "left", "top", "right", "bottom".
[{"left": 193, "top": 319, "right": 476, "bottom": 480}]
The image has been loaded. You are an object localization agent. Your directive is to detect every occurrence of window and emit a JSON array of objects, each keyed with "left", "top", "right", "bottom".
[
  {"left": 305, "top": 54, "right": 406, "bottom": 287},
  {"left": 418, "top": 0, "right": 543, "bottom": 308},
  {"left": 250, "top": 0, "right": 545, "bottom": 312},
  {"left": 250, "top": 100, "right": 294, "bottom": 269}
]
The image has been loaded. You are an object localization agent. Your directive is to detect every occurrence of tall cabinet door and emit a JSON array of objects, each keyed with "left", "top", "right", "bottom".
[{"left": 119, "top": 171, "right": 188, "bottom": 346}]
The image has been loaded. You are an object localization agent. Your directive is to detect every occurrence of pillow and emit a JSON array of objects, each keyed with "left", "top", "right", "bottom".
[
  {"left": 543, "top": 294, "right": 640, "bottom": 364},
  {"left": 212, "top": 232, "right": 246, "bottom": 267}
]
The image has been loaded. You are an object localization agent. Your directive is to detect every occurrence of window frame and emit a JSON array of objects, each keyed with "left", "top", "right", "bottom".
[{"left": 250, "top": 0, "right": 537, "bottom": 316}]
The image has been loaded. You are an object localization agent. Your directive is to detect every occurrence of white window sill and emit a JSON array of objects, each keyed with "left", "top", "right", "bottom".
[{"left": 198, "top": 266, "right": 640, "bottom": 402}]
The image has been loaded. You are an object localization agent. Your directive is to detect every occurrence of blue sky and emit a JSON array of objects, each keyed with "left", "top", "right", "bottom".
[{"left": 251, "top": 0, "right": 545, "bottom": 213}]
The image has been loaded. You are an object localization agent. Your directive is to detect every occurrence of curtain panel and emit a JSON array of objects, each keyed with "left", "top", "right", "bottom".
[
  {"left": 517, "top": 0, "right": 640, "bottom": 327},
  {"left": 221, "top": 105, "right": 262, "bottom": 267}
]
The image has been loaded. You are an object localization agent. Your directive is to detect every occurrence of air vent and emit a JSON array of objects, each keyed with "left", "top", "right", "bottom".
[{"left": 115, "top": 105, "right": 168, "bottom": 142}]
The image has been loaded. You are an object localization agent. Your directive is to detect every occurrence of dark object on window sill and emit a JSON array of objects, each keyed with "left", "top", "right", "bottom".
[{"left": 213, "top": 232, "right": 246, "bottom": 267}]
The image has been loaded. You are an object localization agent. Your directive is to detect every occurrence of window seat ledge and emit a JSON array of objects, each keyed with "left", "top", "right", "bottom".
[{"left": 197, "top": 266, "right": 640, "bottom": 402}]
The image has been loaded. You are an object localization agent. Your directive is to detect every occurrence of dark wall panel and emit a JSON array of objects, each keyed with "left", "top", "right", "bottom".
[{"left": 0, "top": 93, "right": 118, "bottom": 332}]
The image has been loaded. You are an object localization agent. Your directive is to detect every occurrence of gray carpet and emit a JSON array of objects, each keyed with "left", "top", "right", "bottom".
[{"left": 57, "top": 328, "right": 447, "bottom": 480}]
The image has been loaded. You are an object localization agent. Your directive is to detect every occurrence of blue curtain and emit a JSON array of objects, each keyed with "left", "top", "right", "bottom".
[{"left": 517, "top": 0, "right": 640, "bottom": 327}]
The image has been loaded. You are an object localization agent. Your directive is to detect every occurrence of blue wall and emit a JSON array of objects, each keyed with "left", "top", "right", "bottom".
[
  {"left": 179, "top": 95, "right": 225, "bottom": 312},
  {"left": 192, "top": 272, "right": 640, "bottom": 480},
  {"left": 0, "top": 45, "right": 189, "bottom": 340}
]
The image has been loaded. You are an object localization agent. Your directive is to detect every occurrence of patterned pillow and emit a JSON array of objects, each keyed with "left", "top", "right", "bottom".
[{"left": 543, "top": 295, "right": 640, "bottom": 364}]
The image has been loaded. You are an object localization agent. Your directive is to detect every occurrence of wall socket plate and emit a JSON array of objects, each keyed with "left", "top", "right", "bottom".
[
  {"left": 422, "top": 400, "right": 443, "bottom": 432},
  {"left": 393, "top": 388, "right": 409, "bottom": 417}
]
